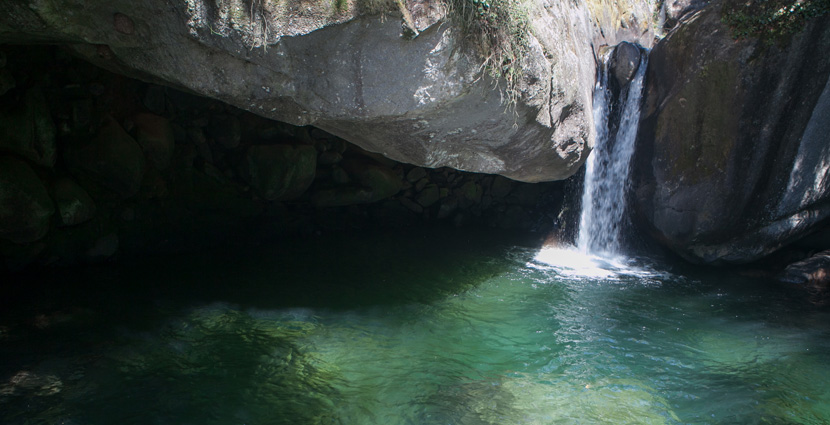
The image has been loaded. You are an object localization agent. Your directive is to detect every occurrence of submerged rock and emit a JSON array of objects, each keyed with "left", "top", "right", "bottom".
[
  {"left": 0, "top": 156, "right": 54, "bottom": 243},
  {"left": 632, "top": 4, "right": 830, "bottom": 263}
]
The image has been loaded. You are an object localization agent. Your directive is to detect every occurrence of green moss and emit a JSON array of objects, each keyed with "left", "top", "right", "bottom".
[{"left": 722, "top": 0, "right": 829, "bottom": 42}]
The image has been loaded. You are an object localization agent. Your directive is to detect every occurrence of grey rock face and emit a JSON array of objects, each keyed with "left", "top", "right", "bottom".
[
  {"left": 0, "top": 0, "right": 653, "bottom": 182},
  {"left": 656, "top": 0, "right": 710, "bottom": 32},
  {"left": 632, "top": 5, "right": 830, "bottom": 263}
]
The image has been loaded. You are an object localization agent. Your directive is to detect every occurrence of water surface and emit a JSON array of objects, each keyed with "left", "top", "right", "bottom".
[{"left": 1, "top": 227, "right": 828, "bottom": 424}]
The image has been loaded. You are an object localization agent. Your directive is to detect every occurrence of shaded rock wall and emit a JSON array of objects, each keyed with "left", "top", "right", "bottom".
[
  {"left": 632, "top": 2, "right": 830, "bottom": 263},
  {"left": 0, "top": 0, "right": 655, "bottom": 182},
  {"left": 0, "top": 47, "right": 566, "bottom": 272}
]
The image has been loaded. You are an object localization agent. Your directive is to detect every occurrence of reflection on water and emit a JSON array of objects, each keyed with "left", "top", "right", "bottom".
[{"left": 1, "top": 228, "right": 829, "bottom": 424}]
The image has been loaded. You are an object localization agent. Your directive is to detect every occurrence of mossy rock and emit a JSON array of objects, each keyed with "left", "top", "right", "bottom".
[
  {"left": 416, "top": 184, "right": 440, "bottom": 207},
  {"left": 0, "top": 87, "right": 56, "bottom": 167},
  {"left": 0, "top": 156, "right": 54, "bottom": 243},
  {"left": 240, "top": 144, "right": 317, "bottom": 201}
]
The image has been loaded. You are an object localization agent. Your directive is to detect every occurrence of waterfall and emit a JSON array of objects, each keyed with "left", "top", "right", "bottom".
[{"left": 577, "top": 51, "right": 648, "bottom": 257}]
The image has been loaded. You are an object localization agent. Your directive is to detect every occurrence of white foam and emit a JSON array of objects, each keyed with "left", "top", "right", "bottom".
[{"left": 531, "top": 245, "right": 668, "bottom": 282}]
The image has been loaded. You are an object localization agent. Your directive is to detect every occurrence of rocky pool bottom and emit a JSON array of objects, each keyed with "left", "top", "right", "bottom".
[{"left": 1, "top": 226, "right": 829, "bottom": 424}]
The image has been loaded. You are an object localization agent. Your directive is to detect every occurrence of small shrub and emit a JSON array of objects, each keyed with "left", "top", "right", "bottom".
[
  {"left": 722, "top": 0, "right": 830, "bottom": 41},
  {"left": 447, "top": 0, "right": 532, "bottom": 110}
]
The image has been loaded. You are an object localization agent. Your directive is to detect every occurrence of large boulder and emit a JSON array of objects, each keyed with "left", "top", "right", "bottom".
[
  {"left": 0, "top": 156, "right": 54, "bottom": 243},
  {"left": 632, "top": 4, "right": 830, "bottom": 263},
  {"left": 0, "top": 0, "right": 654, "bottom": 182},
  {"left": 610, "top": 41, "right": 642, "bottom": 87}
]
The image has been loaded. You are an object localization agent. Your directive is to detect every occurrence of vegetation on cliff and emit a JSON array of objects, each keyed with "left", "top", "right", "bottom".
[
  {"left": 447, "top": 0, "right": 531, "bottom": 107},
  {"left": 722, "top": 0, "right": 829, "bottom": 41}
]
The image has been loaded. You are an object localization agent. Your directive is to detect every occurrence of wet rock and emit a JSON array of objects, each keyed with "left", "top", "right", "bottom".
[
  {"left": 86, "top": 233, "right": 119, "bottom": 259},
  {"left": 342, "top": 160, "right": 402, "bottom": 202},
  {"left": 239, "top": 144, "right": 317, "bottom": 201},
  {"left": 0, "top": 156, "right": 54, "bottom": 243},
  {"left": 779, "top": 251, "right": 830, "bottom": 286},
  {"left": 437, "top": 196, "right": 458, "bottom": 219},
  {"left": 415, "top": 177, "right": 429, "bottom": 192},
  {"left": 0, "top": 371, "right": 62, "bottom": 397},
  {"left": 139, "top": 167, "right": 168, "bottom": 199},
  {"left": 399, "top": 197, "right": 424, "bottom": 214},
  {"left": 0, "top": 69, "right": 14, "bottom": 96},
  {"left": 499, "top": 205, "right": 531, "bottom": 229},
  {"left": 0, "top": 88, "right": 56, "bottom": 166},
  {"left": 406, "top": 167, "right": 427, "bottom": 183},
  {"left": 507, "top": 184, "right": 542, "bottom": 207},
  {"left": 207, "top": 114, "right": 241, "bottom": 149},
  {"left": 331, "top": 166, "right": 350, "bottom": 185},
  {"left": 416, "top": 184, "right": 440, "bottom": 207},
  {"left": 610, "top": 42, "right": 642, "bottom": 87},
  {"left": 143, "top": 85, "right": 166, "bottom": 114},
  {"left": 490, "top": 176, "right": 515, "bottom": 198},
  {"left": 64, "top": 116, "right": 146, "bottom": 199},
  {"left": 318, "top": 151, "right": 342, "bottom": 165},
  {"left": 187, "top": 126, "right": 207, "bottom": 145},
  {"left": 53, "top": 178, "right": 96, "bottom": 226},
  {"left": 195, "top": 139, "right": 214, "bottom": 164},
  {"left": 132, "top": 113, "right": 174, "bottom": 170},
  {"left": 70, "top": 99, "right": 93, "bottom": 132},
  {"left": 310, "top": 187, "right": 373, "bottom": 207},
  {"left": 458, "top": 181, "right": 483, "bottom": 206}
]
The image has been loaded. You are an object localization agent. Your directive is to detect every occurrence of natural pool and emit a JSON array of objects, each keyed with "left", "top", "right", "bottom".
[{"left": 1, "top": 227, "right": 829, "bottom": 424}]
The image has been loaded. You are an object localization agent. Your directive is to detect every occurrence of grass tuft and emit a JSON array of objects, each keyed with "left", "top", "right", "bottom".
[{"left": 446, "top": 0, "right": 532, "bottom": 110}]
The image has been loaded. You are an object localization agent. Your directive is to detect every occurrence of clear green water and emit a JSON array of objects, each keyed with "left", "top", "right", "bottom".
[{"left": 1, "top": 227, "right": 829, "bottom": 424}]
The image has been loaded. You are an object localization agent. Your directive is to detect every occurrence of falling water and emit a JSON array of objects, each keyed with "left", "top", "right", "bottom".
[{"left": 577, "top": 50, "right": 648, "bottom": 257}]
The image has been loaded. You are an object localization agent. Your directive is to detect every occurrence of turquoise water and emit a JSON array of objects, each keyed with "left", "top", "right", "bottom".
[{"left": 1, "top": 227, "right": 829, "bottom": 424}]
